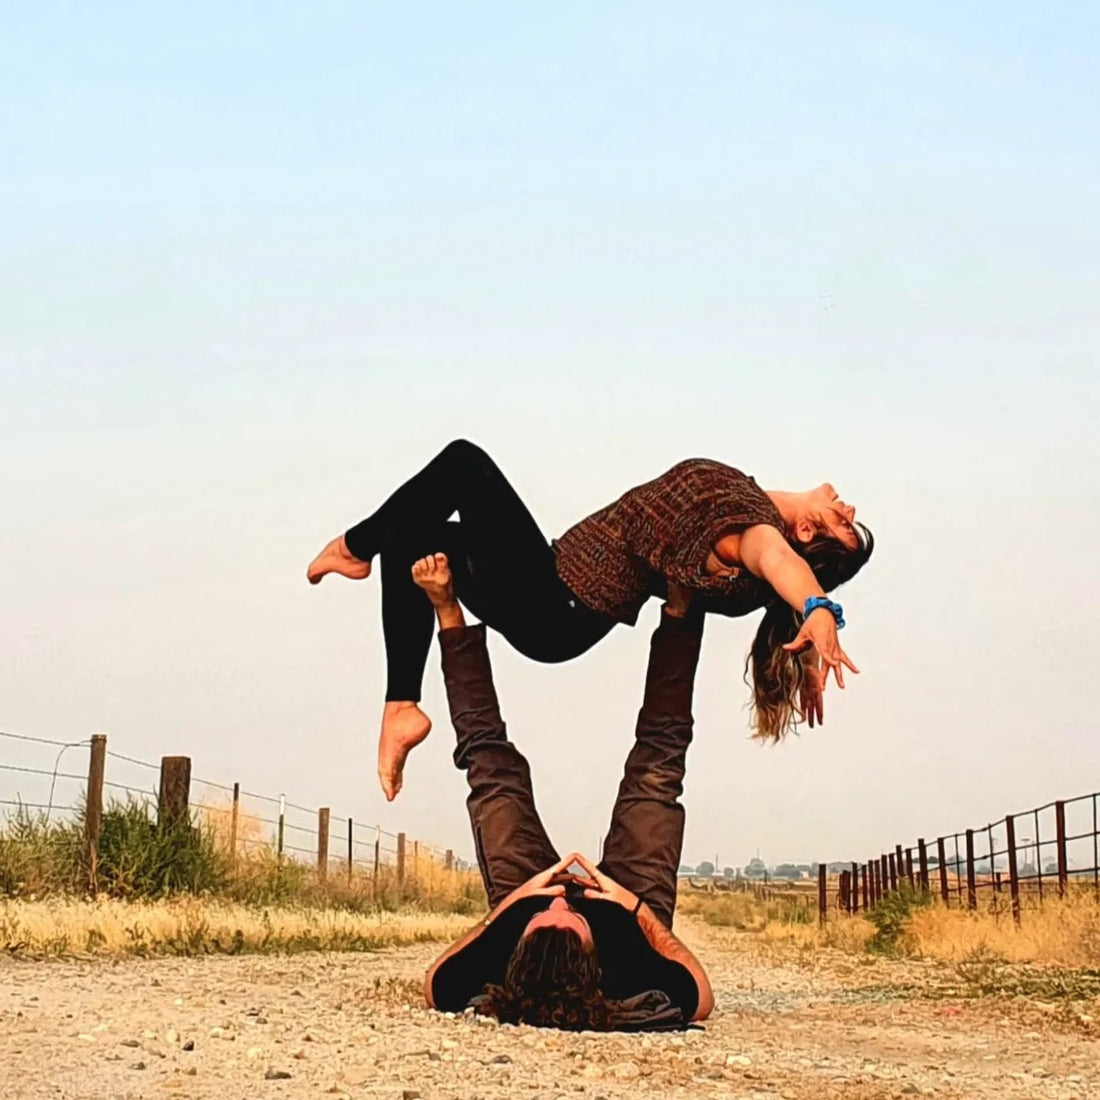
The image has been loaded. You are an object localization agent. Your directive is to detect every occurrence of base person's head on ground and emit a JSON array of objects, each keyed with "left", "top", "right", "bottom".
[
  {"left": 474, "top": 896, "right": 609, "bottom": 1030},
  {"left": 475, "top": 907, "right": 610, "bottom": 1030},
  {"left": 749, "top": 517, "right": 875, "bottom": 742}
]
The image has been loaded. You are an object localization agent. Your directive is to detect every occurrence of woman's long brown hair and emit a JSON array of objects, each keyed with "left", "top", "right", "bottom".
[{"left": 746, "top": 523, "right": 875, "bottom": 742}]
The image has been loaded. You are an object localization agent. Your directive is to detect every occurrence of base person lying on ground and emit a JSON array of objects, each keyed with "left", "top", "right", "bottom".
[{"left": 412, "top": 552, "right": 713, "bottom": 1030}]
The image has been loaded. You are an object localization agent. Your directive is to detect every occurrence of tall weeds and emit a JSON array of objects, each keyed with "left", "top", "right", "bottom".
[{"left": 0, "top": 799, "right": 484, "bottom": 915}]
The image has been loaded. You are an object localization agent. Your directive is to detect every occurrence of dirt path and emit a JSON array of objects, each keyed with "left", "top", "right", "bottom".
[{"left": 3, "top": 920, "right": 1097, "bottom": 1100}]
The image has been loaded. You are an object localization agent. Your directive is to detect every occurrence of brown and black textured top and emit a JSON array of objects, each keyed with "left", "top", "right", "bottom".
[{"left": 553, "top": 458, "right": 787, "bottom": 625}]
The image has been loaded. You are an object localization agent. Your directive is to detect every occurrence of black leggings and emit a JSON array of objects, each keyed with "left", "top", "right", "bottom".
[{"left": 344, "top": 440, "right": 617, "bottom": 701}]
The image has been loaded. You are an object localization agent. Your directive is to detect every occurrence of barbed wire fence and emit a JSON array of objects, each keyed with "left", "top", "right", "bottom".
[{"left": 0, "top": 729, "right": 472, "bottom": 888}]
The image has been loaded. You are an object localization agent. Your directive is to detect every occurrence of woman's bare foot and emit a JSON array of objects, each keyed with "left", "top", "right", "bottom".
[
  {"left": 378, "top": 701, "right": 432, "bottom": 802},
  {"left": 376, "top": 556, "right": 463, "bottom": 800},
  {"left": 306, "top": 535, "right": 371, "bottom": 585}
]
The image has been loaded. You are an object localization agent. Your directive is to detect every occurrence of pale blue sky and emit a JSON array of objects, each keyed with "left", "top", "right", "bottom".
[{"left": 2, "top": 4, "right": 1098, "bottom": 868}]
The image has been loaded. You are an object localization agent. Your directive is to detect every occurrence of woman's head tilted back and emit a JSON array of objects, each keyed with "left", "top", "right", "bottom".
[
  {"left": 747, "top": 516, "right": 875, "bottom": 743},
  {"left": 474, "top": 925, "right": 610, "bottom": 1030}
]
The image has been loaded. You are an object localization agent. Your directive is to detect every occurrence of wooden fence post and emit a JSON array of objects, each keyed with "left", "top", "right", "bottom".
[
  {"left": 413, "top": 839, "right": 419, "bottom": 881},
  {"left": 317, "top": 807, "right": 330, "bottom": 881},
  {"left": 347, "top": 817, "right": 354, "bottom": 885},
  {"left": 862, "top": 863, "right": 870, "bottom": 910},
  {"left": 277, "top": 795, "right": 286, "bottom": 858},
  {"left": 1055, "top": 801, "right": 1069, "bottom": 898},
  {"left": 965, "top": 829, "right": 977, "bottom": 910},
  {"left": 888, "top": 852, "right": 898, "bottom": 893},
  {"left": 1005, "top": 813, "right": 1021, "bottom": 924},
  {"left": 894, "top": 844, "right": 905, "bottom": 888},
  {"left": 872, "top": 858, "right": 881, "bottom": 905},
  {"left": 937, "top": 837, "right": 950, "bottom": 903},
  {"left": 445, "top": 849, "right": 454, "bottom": 872},
  {"left": 838, "top": 870, "right": 849, "bottom": 913},
  {"left": 397, "top": 832, "right": 407, "bottom": 886},
  {"left": 229, "top": 782, "right": 240, "bottom": 869},
  {"left": 917, "top": 838, "right": 929, "bottom": 892},
  {"left": 158, "top": 756, "right": 191, "bottom": 830},
  {"left": 850, "top": 862, "right": 860, "bottom": 913},
  {"left": 818, "top": 864, "right": 827, "bottom": 925},
  {"left": 84, "top": 734, "right": 107, "bottom": 889},
  {"left": 373, "top": 827, "right": 381, "bottom": 883},
  {"left": 905, "top": 848, "right": 915, "bottom": 888}
]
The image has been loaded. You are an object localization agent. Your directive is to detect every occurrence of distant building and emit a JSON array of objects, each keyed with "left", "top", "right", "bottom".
[{"left": 743, "top": 857, "right": 767, "bottom": 880}]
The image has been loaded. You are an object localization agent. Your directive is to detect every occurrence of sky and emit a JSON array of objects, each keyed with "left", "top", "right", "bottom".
[{"left": 2, "top": 3, "right": 1098, "bottom": 871}]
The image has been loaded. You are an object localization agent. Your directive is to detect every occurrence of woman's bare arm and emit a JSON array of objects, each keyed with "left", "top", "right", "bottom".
[
  {"left": 736, "top": 524, "right": 826, "bottom": 609},
  {"left": 736, "top": 524, "right": 858, "bottom": 687}
]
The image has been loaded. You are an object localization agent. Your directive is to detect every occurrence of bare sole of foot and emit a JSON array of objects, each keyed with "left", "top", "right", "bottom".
[
  {"left": 378, "top": 702, "right": 432, "bottom": 802},
  {"left": 307, "top": 535, "right": 371, "bottom": 585}
]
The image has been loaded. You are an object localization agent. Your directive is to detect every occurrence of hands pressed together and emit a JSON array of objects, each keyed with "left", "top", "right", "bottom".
[{"left": 512, "top": 852, "right": 640, "bottom": 914}]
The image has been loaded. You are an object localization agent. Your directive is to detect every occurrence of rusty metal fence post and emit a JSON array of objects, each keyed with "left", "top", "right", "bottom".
[
  {"left": 347, "top": 817, "right": 354, "bottom": 885},
  {"left": 818, "top": 864, "right": 827, "bottom": 925},
  {"left": 917, "top": 838, "right": 929, "bottom": 892},
  {"left": 965, "top": 829, "right": 977, "bottom": 910},
  {"left": 397, "top": 832, "right": 407, "bottom": 887},
  {"left": 937, "top": 837, "right": 949, "bottom": 903},
  {"left": 1055, "top": 800, "right": 1069, "bottom": 898},
  {"left": 1005, "top": 813, "right": 1021, "bottom": 924},
  {"left": 888, "top": 852, "right": 898, "bottom": 893}
]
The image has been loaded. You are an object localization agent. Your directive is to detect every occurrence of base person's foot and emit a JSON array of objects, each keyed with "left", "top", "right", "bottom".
[
  {"left": 411, "top": 553, "right": 455, "bottom": 607},
  {"left": 307, "top": 535, "right": 371, "bottom": 585},
  {"left": 378, "top": 702, "right": 432, "bottom": 802}
]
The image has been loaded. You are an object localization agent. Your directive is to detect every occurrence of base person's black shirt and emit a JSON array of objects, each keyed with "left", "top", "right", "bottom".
[{"left": 429, "top": 897, "right": 698, "bottom": 1021}]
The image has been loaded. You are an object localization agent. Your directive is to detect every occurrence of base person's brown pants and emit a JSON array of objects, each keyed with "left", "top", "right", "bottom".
[{"left": 441, "top": 613, "right": 703, "bottom": 929}]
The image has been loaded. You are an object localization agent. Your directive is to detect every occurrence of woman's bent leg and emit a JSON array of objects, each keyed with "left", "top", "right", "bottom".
[{"left": 343, "top": 439, "right": 550, "bottom": 564}]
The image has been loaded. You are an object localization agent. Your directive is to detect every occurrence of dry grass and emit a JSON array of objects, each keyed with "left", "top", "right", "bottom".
[
  {"left": 904, "top": 894, "right": 1100, "bottom": 967},
  {"left": 0, "top": 896, "right": 472, "bottom": 959},
  {"left": 678, "top": 884, "right": 1100, "bottom": 969}
]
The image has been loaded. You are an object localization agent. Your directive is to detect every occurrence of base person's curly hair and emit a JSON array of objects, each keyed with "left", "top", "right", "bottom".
[{"left": 474, "top": 927, "right": 611, "bottom": 1031}]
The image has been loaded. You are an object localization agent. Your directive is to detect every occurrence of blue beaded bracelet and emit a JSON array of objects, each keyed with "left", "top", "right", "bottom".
[{"left": 802, "top": 596, "right": 845, "bottom": 629}]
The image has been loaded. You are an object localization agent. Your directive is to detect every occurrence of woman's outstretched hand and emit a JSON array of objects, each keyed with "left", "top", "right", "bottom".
[
  {"left": 782, "top": 608, "right": 859, "bottom": 689},
  {"left": 800, "top": 663, "right": 825, "bottom": 728}
]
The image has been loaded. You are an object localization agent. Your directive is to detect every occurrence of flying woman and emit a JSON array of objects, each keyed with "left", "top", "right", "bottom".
[{"left": 307, "top": 440, "right": 873, "bottom": 800}]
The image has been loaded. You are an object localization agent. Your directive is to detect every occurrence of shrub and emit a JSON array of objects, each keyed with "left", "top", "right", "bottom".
[{"left": 866, "top": 884, "right": 934, "bottom": 955}]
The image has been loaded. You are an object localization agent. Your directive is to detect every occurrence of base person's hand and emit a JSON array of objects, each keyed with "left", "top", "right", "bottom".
[{"left": 571, "top": 853, "right": 640, "bottom": 913}]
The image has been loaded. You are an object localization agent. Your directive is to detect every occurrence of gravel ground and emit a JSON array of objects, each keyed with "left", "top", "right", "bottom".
[{"left": 3, "top": 920, "right": 1098, "bottom": 1100}]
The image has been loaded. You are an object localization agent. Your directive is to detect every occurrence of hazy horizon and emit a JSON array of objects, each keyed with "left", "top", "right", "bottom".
[{"left": 3, "top": 4, "right": 1098, "bottom": 869}]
